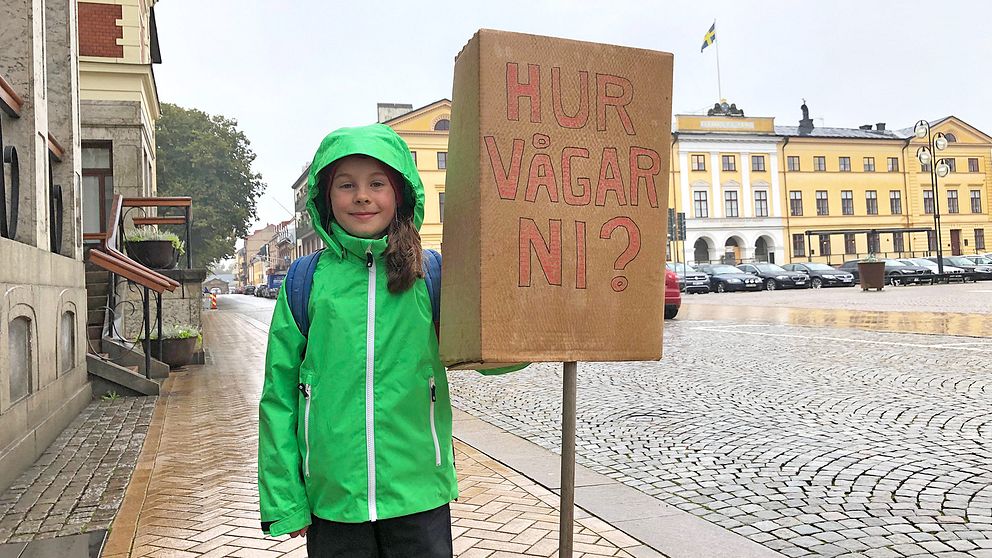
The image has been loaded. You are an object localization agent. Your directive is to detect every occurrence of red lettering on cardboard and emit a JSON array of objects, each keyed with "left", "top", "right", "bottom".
[
  {"left": 596, "top": 74, "right": 635, "bottom": 135},
  {"left": 628, "top": 146, "right": 661, "bottom": 208},
  {"left": 506, "top": 63, "right": 541, "bottom": 123},
  {"left": 524, "top": 153, "right": 560, "bottom": 204},
  {"left": 561, "top": 147, "right": 591, "bottom": 206},
  {"left": 485, "top": 136, "right": 525, "bottom": 200},
  {"left": 518, "top": 218, "right": 563, "bottom": 287},
  {"left": 551, "top": 67, "right": 589, "bottom": 129},
  {"left": 595, "top": 148, "right": 627, "bottom": 207},
  {"left": 575, "top": 221, "right": 587, "bottom": 289}
]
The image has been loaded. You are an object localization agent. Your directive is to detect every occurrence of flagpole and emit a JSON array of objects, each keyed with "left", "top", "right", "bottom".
[{"left": 714, "top": 19, "right": 722, "bottom": 101}]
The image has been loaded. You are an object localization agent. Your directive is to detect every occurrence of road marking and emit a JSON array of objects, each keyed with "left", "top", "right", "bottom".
[{"left": 691, "top": 325, "right": 992, "bottom": 352}]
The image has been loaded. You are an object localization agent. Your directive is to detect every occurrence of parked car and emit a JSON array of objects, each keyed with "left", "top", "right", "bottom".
[
  {"left": 243, "top": 285, "right": 256, "bottom": 296},
  {"left": 210, "top": 287, "right": 221, "bottom": 295},
  {"left": 694, "top": 264, "right": 763, "bottom": 293},
  {"left": 664, "top": 269, "right": 681, "bottom": 319},
  {"left": 964, "top": 255, "right": 992, "bottom": 266},
  {"left": 899, "top": 258, "right": 967, "bottom": 282},
  {"left": 666, "top": 262, "right": 710, "bottom": 294},
  {"left": 736, "top": 263, "right": 809, "bottom": 291},
  {"left": 782, "top": 262, "right": 855, "bottom": 288},
  {"left": 255, "top": 285, "right": 269, "bottom": 297},
  {"left": 838, "top": 260, "right": 933, "bottom": 285},
  {"left": 927, "top": 256, "right": 992, "bottom": 280}
]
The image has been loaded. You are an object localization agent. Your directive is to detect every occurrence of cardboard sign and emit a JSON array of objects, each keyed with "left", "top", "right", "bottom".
[{"left": 440, "top": 29, "right": 673, "bottom": 369}]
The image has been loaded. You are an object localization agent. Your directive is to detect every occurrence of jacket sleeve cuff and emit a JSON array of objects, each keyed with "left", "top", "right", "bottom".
[
  {"left": 261, "top": 504, "right": 312, "bottom": 537},
  {"left": 478, "top": 363, "right": 529, "bottom": 376}
]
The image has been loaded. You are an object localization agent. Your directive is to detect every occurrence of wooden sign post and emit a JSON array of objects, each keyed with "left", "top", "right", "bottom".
[{"left": 440, "top": 29, "right": 674, "bottom": 557}]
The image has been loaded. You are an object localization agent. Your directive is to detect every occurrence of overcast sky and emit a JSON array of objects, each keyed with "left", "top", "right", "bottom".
[{"left": 154, "top": 0, "right": 992, "bottom": 233}]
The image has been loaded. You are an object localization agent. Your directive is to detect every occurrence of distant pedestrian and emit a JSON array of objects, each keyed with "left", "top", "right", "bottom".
[{"left": 257, "top": 124, "right": 524, "bottom": 557}]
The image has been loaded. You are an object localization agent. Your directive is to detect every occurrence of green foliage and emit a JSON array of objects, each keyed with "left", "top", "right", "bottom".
[
  {"left": 862, "top": 253, "right": 879, "bottom": 263},
  {"left": 102, "top": 391, "right": 121, "bottom": 401},
  {"left": 124, "top": 226, "right": 186, "bottom": 255},
  {"left": 156, "top": 103, "right": 265, "bottom": 268},
  {"left": 144, "top": 324, "right": 202, "bottom": 340}
]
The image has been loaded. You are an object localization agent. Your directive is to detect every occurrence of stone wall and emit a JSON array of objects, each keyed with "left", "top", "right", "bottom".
[
  {"left": 0, "top": 0, "right": 88, "bottom": 493},
  {"left": 121, "top": 268, "right": 207, "bottom": 343}
]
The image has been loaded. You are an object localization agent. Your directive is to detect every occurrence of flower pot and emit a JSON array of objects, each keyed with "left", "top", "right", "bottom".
[
  {"left": 857, "top": 261, "right": 885, "bottom": 291},
  {"left": 149, "top": 337, "right": 197, "bottom": 368},
  {"left": 126, "top": 240, "right": 178, "bottom": 269}
]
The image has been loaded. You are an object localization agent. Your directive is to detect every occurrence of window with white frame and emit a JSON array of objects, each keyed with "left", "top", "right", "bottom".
[
  {"left": 754, "top": 190, "right": 769, "bottom": 217},
  {"left": 693, "top": 191, "right": 709, "bottom": 218}
]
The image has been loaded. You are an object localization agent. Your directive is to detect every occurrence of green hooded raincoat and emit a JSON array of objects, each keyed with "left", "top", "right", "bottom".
[{"left": 258, "top": 124, "right": 520, "bottom": 537}]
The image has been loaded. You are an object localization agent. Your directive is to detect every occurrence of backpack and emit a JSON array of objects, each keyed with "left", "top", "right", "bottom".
[{"left": 285, "top": 248, "right": 442, "bottom": 337}]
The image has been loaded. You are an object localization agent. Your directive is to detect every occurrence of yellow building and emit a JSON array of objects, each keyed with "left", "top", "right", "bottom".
[
  {"left": 670, "top": 102, "right": 992, "bottom": 266},
  {"left": 904, "top": 117, "right": 991, "bottom": 258},
  {"left": 381, "top": 100, "right": 451, "bottom": 251},
  {"left": 780, "top": 113, "right": 991, "bottom": 264},
  {"left": 294, "top": 100, "right": 452, "bottom": 257}
]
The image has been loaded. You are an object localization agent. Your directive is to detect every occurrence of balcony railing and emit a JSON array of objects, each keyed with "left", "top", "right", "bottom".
[{"left": 86, "top": 194, "right": 182, "bottom": 377}]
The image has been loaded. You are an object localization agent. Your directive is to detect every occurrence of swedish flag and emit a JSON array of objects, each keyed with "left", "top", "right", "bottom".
[{"left": 700, "top": 23, "right": 716, "bottom": 52}]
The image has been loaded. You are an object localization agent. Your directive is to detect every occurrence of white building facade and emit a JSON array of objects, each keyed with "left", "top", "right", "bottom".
[{"left": 674, "top": 111, "right": 787, "bottom": 265}]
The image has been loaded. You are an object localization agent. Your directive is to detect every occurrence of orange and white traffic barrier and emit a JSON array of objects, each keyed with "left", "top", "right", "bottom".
[{"left": 210, "top": 293, "right": 217, "bottom": 309}]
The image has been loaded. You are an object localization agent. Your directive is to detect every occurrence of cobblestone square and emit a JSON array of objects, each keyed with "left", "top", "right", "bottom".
[{"left": 449, "top": 305, "right": 992, "bottom": 558}]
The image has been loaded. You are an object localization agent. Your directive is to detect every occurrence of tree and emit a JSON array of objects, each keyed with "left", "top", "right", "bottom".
[{"left": 156, "top": 103, "right": 265, "bottom": 268}]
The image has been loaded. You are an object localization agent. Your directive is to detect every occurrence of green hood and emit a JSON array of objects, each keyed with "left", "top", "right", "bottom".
[{"left": 306, "top": 124, "right": 425, "bottom": 254}]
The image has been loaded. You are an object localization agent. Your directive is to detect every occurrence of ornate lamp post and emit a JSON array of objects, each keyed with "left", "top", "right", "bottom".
[{"left": 914, "top": 120, "right": 951, "bottom": 274}]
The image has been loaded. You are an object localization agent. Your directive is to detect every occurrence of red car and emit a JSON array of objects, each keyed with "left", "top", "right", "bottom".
[{"left": 665, "top": 268, "right": 681, "bottom": 319}]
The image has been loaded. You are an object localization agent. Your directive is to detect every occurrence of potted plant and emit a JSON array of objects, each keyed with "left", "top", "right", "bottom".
[
  {"left": 146, "top": 325, "right": 201, "bottom": 368},
  {"left": 857, "top": 253, "right": 886, "bottom": 291},
  {"left": 124, "top": 227, "right": 185, "bottom": 269}
]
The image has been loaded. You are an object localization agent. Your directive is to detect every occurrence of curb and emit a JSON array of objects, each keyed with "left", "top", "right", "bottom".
[{"left": 452, "top": 408, "right": 786, "bottom": 558}]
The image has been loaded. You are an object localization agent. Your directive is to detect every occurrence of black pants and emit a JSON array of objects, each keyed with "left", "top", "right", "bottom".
[{"left": 305, "top": 504, "right": 452, "bottom": 558}]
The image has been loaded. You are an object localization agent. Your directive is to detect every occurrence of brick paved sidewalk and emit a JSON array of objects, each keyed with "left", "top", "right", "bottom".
[
  {"left": 100, "top": 310, "right": 657, "bottom": 558},
  {"left": 0, "top": 396, "right": 155, "bottom": 544}
]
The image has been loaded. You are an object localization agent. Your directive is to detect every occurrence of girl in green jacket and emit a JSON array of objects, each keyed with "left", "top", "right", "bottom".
[{"left": 258, "top": 124, "right": 521, "bottom": 557}]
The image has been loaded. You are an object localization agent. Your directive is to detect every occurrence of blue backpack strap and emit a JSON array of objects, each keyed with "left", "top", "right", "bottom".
[
  {"left": 422, "top": 249, "right": 442, "bottom": 326},
  {"left": 286, "top": 249, "right": 323, "bottom": 337}
]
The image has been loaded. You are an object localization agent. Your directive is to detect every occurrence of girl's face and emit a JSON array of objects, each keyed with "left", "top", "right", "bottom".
[{"left": 327, "top": 156, "right": 398, "bottom": 239}]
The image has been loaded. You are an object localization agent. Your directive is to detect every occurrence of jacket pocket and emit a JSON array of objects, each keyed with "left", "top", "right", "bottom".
[
  {"left": 429, "top": 377, "right": 441, "bottom": 467},
  {"left": 299, "top": 381, "right": 313, "bottom": 477}
]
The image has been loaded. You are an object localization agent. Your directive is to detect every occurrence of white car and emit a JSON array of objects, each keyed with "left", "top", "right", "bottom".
[
  {"left": 900, "top": 258, "right": 965, "bottom": 280},
  {"left": 210, "top": 287, "right": 221, "bottom": 295}
]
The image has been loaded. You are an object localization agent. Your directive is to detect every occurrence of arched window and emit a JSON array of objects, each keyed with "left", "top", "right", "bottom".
[
  {"left": 60, "top": 311, "right": 76, "bottom": 374},
  {"left": 944, "top": 133, "right": 957, "bottom": 143},
  {"left": 433, "top": 119, "right": 450, "bottom": 131},
  {"left": 9, "top": 316, "right": 32, "bottom": 403}
]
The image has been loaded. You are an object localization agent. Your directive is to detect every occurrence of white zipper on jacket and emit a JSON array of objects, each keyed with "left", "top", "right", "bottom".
[
  {"left": 300, "top": 383, "right": 312, "bottom": 477},
  {"left": 429, "top": 377, "right": 441, "bottom": 466},
  {"left": 365, "top": 246, "right": 378, "bottom": 522}
]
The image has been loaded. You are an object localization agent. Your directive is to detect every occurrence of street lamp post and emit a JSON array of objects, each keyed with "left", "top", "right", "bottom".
[{"left": 914, "top": 120, "right": 951, "bottom": 274}]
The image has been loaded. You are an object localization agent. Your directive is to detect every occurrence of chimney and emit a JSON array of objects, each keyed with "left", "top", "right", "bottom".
[
  {"left": 859, "top": 125, "right": 872, "bottom": 130},
  {"left": 377, "top": 103, "right": 414, "bottom": 123},
  {"left": 876, "top": 122, "right": 886, "bottom": 131}
]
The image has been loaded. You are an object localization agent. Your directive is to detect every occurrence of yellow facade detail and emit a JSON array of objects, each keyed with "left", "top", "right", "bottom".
[
  {"left": 384, "top": 100, "right": 451, "bottom": 251},
  {"left": 670, "top": 110, "right": 992, "bottom": 266},
  {"left": 677, "top": 115, "right": 776, "bottom": 134}
]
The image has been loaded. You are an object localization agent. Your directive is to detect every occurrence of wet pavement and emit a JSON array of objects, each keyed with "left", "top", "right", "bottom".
[
  {"left": 681, "top": 281, "right": 992, "bottom": 336},
  {"left": 0, "top": 397, "right": 155, "bottom": 545},
  {"left": 450, "top": 299, "right": 992, "bottom": 558},
  {"left": 98, "top": 302, "right": 658, "bottom": 557}
]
